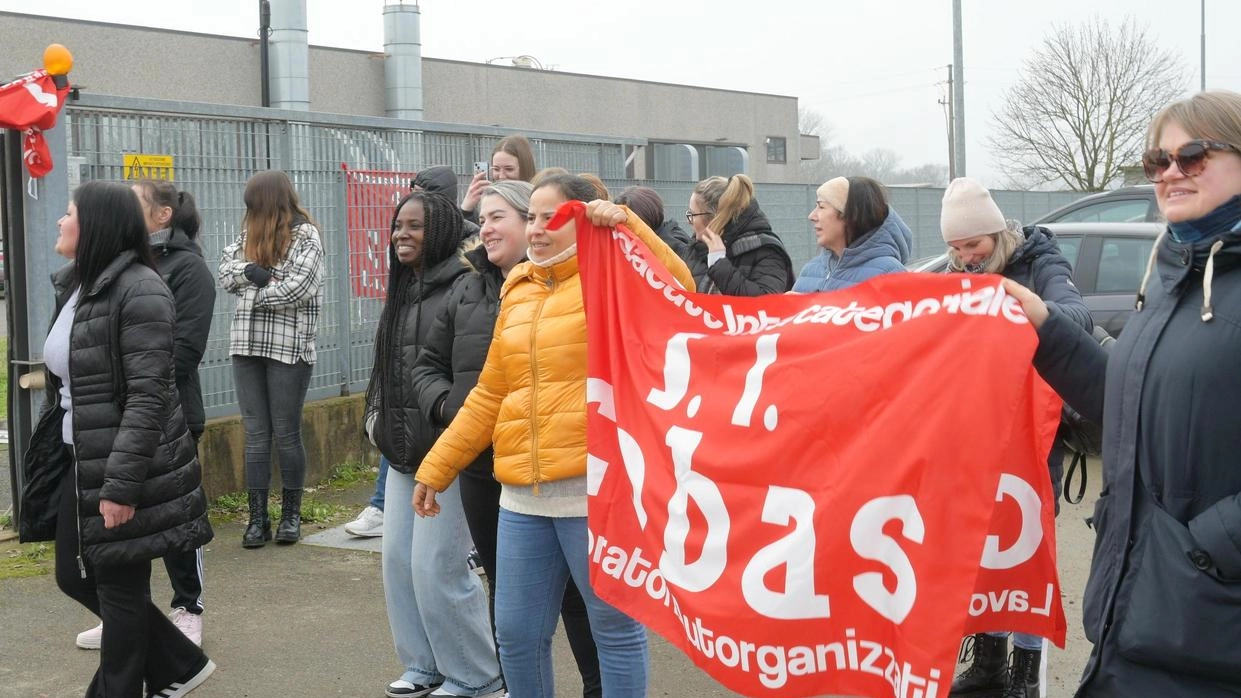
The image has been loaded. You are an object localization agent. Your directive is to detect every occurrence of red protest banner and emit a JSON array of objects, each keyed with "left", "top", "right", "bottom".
[
  {"left": 342, "top": 165, "right": 415, "bottom": 298},
  {"left": 0, "top": 69, "right": 72, "bottom": 179},
  {"left": 571, "top": 205, "right": 1065, "bottom": 698}
]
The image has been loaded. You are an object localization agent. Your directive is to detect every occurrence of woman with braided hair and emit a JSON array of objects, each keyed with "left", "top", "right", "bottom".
[{"left": 365, "top": 191, "right": 504, "bottom": 698}]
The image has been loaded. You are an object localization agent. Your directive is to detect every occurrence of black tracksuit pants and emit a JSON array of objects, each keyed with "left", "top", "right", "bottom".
[{"left": 53, "top": 472, "right": 207, "bottom": 696}]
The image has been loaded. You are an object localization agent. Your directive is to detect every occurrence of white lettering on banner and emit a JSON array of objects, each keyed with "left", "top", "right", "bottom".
[
  {"left": 850, "top": 496, "right": 925, "bottom": 624},
  {"left": 731, "top": 334, "right": 780, "bottom": 430},
  {"left": 589, "top": 324, "right": 1048, "bottom": 623},
  {"left": 981, "top": 474, "right": 1044, "bottom": 569},
  {"left": 659, "top": 426, "right": 731, "bottom": 592},
  {"left": 586, "top": 378, "right": 648, "bottom": 528},
  {"left": 646, "top": 333, "right": 707, "bottom": 414},
  {"left": 613, "top": 231, "right": 725, "bottom": 329},
  {"left": 968, "top": 583, "right": 1055, "bottom": 618},
  {"left": 24, "top": 81, "right": 58, "bottom": 108},
  {"left": 609, "top": 226, "right": 1028, "bottom": 337},
  {"left": 741, "top": 486, "right": 831, "bottom": 619},
  {"left": 588, "top": 531, "right": 945, "bottom": 697}
]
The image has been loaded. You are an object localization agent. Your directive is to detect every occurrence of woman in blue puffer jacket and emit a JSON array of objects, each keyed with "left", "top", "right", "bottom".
[{"left": 792, "top": 176, "right": 912, "bottom": 292}]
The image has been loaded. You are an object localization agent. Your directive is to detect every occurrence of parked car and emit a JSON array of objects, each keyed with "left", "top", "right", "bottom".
[
  {"left": 907, "top": 222, "right": 1163, "bottom": 337},
  {"left": 1032, "top": 185, "right": 1160, "bottom": 225}
]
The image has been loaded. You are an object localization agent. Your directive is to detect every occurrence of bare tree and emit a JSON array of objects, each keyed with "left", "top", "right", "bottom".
[{"left": 989, "top": 17, "right": 1187, "bottom": 191}]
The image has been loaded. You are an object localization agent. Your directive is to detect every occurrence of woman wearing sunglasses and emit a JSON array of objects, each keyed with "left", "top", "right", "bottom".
[{"left": 1005, "top": 90, "right": 1241, "bottom": 697}]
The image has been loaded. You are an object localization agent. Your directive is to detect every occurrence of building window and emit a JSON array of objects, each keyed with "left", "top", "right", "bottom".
[{"left": 766, "top": 136, "right": 787, "bottom": 164}]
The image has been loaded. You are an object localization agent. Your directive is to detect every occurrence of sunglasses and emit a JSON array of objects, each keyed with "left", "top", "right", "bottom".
[{"left": 1142, "top": 139, "right": 1241, "bottom": 183}]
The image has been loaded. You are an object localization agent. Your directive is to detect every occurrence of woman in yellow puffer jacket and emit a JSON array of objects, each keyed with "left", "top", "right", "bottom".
[{"left": 413, "top": 173, "right": 694, "bottom": 698}]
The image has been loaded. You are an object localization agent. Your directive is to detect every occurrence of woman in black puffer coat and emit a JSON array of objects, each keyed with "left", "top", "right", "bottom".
[
  {"left": 20, "top": 181, "right": 215, "bottom": 697},
  {"left": 685, "top": 174, "right": 794, "bottom": 295},
  {"left": 364, "top": 191, "right": 504, "bottom": 698}
]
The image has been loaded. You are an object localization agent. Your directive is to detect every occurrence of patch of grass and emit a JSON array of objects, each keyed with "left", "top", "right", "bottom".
[
  {"left": 0, "top": 511, "right": 11, "bottom": 530},
  {"left": 321, "top": 460, "right": 377, "bottom": 490},
  {"left": 0, "top": 541, "right": 54, "bottom": 580},
  {"left": 207, "top": 491, "right": 250, "bottom": 527},
  {"left": 207, "top": 462, "right": 362, "bottom": 528},
  {"left": 271, "top": 497, "right": 348, "bottom": 524}
]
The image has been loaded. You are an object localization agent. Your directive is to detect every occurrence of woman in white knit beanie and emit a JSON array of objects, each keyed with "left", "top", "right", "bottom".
[{"left": 939, "top": 176, "right": 1092, "bottom": 698}]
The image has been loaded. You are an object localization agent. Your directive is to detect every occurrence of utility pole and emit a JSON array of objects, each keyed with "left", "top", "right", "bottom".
[
  {"left": 952, "top": 0, "right": 966, "bottom": 176},
  {"left": 1201, "top": 0, "right": 1206, "bottom": 91},
  {"left": 940, "top": 64, "right": 956, "bottom": 180}
]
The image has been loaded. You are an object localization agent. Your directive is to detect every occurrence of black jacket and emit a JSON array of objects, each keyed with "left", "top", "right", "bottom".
[
  {"left": 1004, "top": 226, "right": 1093, "bottom": 332},
  {"left": 413, "top": 166, "right": 481, "bottom": 240},
  {"left": 19, "top": 253, "right": 213, "bottom": 566},
  {"left": 152, "top": 228, "right": 215, "bottom": 438},
  {"left": 366, "top": 254, "right": 470, "bottom": 473},
  {"left": 687, "top": 201, "right": 794, "bottom": 295},
  {"left": 655, "top": 219, "right": 694, "bottom": 263},
  {"left": 1034, "top": 225, "right": 1241, "bottom": 696},
  {"left": 1004, "top": 226, "right": 1093, "bottom": 504},
  {"left": 411, "top": 245, "right": 505, "bottom": 479}
]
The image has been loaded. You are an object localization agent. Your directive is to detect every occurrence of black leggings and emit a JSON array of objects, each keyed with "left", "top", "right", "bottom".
[
  {"left": 54, "top": 472, "right": 206, "bottom": 696},
  {"left": 459, "top": 472, "right": 602, "bottom": 698}
]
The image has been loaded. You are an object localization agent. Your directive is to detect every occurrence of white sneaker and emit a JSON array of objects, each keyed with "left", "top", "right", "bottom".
[
  {"left": 344, "top": 505, "right": 384, "bottom": 537},
  {"left": 429, "top": 687, "right": 506, "bottom": 698},
  {"left": 467, "top": 547, "right": 485, "bottom": 577},
  {"left": 169, "top": 607, "right": 203, "bottom": 647},
  {"left": 75, "top": 622, "right": 102, "bottom": 650},
  {"left": 150, "top": 658, "right": 215, "bottom": 698}
]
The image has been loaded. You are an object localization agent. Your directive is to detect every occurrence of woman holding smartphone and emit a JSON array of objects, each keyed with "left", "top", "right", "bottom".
[{"left": 459, "top": 135, "right": 537, "bottom": 218}]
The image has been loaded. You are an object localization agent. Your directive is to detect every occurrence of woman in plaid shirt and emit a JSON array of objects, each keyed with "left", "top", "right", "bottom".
[{"left": 218, "top": 170, "right": 325, "bottom": 549}]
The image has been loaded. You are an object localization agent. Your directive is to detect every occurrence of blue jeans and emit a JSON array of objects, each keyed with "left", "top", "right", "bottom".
[
  {"left": 382, "top": 469, "right": 502, "bottom": 696},
  {"left": 232, "top": 356, "right": 313, "bottom": 490},
  {"left": 988, "top": 631, "right": 1043, "bottom": 651},
  {"left": 495, "top": 509, "right": 648, "bottom": 698},
  {"left": 371, "top": 456, "right": 390, "bottom": 510}
]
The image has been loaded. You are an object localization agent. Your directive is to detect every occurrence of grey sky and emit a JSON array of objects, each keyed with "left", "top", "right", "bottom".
[{"left": 4, "top": 0, "right": 1239, "bottom": 188}]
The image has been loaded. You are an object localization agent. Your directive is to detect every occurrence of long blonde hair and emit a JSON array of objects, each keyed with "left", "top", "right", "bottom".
[
  {"left": 242, "top": 170, "right": 314, "bottom": 267},
  {"left": 694, "top": 174, "right": 755, "bottom": 235},
  {"left": 947, "top": 221, "right": 1025, "bottom": 274}
]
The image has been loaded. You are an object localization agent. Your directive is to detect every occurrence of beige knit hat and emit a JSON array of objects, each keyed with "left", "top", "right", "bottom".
[
  {"left": 940, "top": 177, "right": 1006, "bottom": 242},
  {"left": 817, "top": 177, "right": 849, "bottom": 212}
]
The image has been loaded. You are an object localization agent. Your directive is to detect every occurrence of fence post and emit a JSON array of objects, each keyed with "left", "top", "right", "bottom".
[
  {"left": 334, "top": 168, "right": 353, "bottom": 396},
  {"left": 3, "top": 120, "right": 69, "bottom": 518}
]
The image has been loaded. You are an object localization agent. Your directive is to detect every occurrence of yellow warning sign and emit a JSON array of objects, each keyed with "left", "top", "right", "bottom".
[{"left": 122, "top": 153, "right": 175, "bottom": 181}]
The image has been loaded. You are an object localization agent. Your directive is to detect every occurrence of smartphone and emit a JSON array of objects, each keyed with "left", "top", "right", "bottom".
[{"left": 473, "top": 161, "right": 490, "bottom": 180}]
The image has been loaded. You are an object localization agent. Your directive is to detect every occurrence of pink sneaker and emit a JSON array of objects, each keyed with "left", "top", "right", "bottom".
[
  {"left": 169, "top": 607, "right": 203, "bottom": 647},
  {"left": 75, "top": 622, "right": 102, "bottom": 650}
]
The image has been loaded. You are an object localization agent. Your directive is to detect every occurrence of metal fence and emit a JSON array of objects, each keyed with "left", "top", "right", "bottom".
[{"left": 39, "top": 94, "right": 1086, "bottom": 421}]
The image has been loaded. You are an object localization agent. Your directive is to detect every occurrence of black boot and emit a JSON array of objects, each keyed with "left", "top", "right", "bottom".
[
  {"left": 951, "top": 633, "right": 1008, "bottom": 695},
  {"left": 274, "top": 488, "right": 302, "bottom": 544},
  {"left": 1002, "top": 647, "right": 1041, "bottom": 698},
  {"left": 242, "top": 489, "right": 271, "bottom": 549}
]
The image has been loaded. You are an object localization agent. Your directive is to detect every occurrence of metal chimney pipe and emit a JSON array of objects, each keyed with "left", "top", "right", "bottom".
[
  {"left": 383, "top": 1, "right": 424, "bottom": 120},
  {"left": 268, "top": 0, "right": 310, "bottom": 110}
]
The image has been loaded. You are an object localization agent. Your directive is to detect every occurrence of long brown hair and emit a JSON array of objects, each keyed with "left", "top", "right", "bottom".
[{"left": 242, "top": 170, "right": 314, "bottom": 267}]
